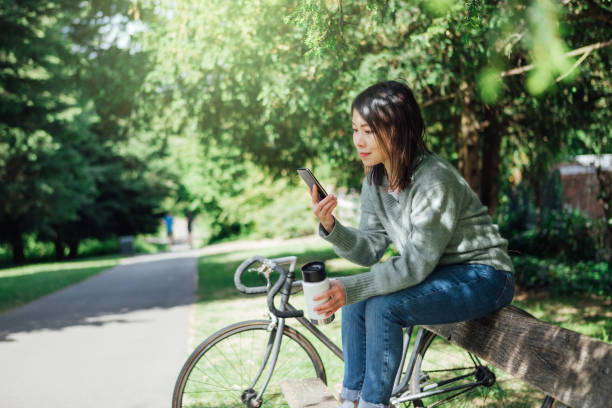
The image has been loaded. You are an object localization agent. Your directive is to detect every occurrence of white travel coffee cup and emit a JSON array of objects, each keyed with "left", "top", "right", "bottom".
[{"left": 301, "top": 261, "right": 334, "bottom": 325}]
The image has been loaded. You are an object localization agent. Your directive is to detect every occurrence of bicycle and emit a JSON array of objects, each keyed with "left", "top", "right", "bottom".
[{"left": 173, "top": 255, "right": 559, "bottom": 408}]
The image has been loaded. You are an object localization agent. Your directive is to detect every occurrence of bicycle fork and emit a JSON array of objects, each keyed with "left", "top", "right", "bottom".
[{"left": 239, "top": 315, "right": 285, "bottom": 408}]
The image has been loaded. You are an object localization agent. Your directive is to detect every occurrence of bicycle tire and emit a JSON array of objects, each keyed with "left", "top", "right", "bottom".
[
  {"left": 407, "top": 330, "right": 532, "bottom": 408},
  {"left": 172, "top": 320, "right": 326, "bottom": 408}
]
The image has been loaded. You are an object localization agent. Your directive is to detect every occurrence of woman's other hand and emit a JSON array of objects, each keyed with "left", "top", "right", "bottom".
[
  {"left": 311, "top": 184, "right": 337, "bottom": 233},
  {"left": 313, "top": 279, "right": 346, "bottom": 317}
]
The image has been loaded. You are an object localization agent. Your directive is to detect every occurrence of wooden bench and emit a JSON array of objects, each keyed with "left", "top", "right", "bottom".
[
  {"left": 281, "top": 305, "right": 612, "bottom": 408},
  {"left": 423, "top": 305, "right": 612, "bottom": 408}
]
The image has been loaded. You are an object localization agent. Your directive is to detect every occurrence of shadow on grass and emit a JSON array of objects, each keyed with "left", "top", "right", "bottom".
[
  {"left": 0, "top": 266, "right": 112, "bottom": 313},
  {"left": 513, "top": 295, "right": 612, "bottom": 343}
]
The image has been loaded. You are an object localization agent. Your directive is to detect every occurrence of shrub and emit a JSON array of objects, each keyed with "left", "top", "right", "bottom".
[
  {"left": 133, "top": 238, "right": 167, "bottom": 254},
  {"left": 78, "top": 238, "right": 120, "bottom": 257},
  {"left": 513, "top": 256, "right": 611, "bottom": 298},
  {"left": 506, "top": 209, "right": 598, "bottom": 261}
]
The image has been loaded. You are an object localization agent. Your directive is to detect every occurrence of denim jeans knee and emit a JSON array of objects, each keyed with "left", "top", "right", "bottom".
[{"left": 341, "top": 264, "right": 514, "bottom": 408}]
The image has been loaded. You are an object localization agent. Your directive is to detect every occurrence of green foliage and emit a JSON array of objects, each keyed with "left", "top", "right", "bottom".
[
  {"left": 76, "top": 237, "right": 167, "bottom": 257},
  {"left": 0, "top": 0, "right": 168, "bottom": 262},
  {"left": 77, "top": 238, "right": 121, "bottom": 257},
  {"left": 22, "top": 234, "right": 56, "bottom": 262},
  {"left": 513, "top": 256, "right": 611, "bottom": 298},
  {"left": 213, "top": 176, "right": 316, "bottom": 241},
  {"left": 289, "top": 0, "right": 586, "bottom": 97},
  {"left": 132, "top": 238, "right": 168, "bottom": 255},
  {"left": 497, "top": 175, "right": 601, "bottom": 262},
  {"left": 3, "top": 0, "right": 610, "bottom": 262},
  {"left": 524, "top": 0, "right": 573, "bottom": 94},
  {"left": 0, "top": 235, "right": 166, "bottom": 268},
  {"left": 507, "top": 210, "right": 599, "bottom": 261},
  {"left": 183, "top": 162, "right": 316, "bottom": 243}
]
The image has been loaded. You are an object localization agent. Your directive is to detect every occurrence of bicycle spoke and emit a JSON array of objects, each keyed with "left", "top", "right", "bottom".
[
  {"left": 174, "top": 322, "right": 323, "bottom": 408},
  {"left": 427, "top": 385, "right": 477, "bottom": 408},
  {"left": 422, "top": 367, "right": 474, "bottom": 373},
  {"left": 192, "top": 358, "right": 234, "bottom": 391},
  {"left": 214, "top": 336, "right": 251, "bottom": 382},
  {"left": 409, "top": 332, "right": 508, "bottom": 408},
  {"left": 201, "top": 353, "right": 239, "bottom": 389}
]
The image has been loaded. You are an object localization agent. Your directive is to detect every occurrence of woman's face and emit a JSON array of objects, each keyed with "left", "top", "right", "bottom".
[{"left": 352, "top": 110, "right": 389, "bottom": 169}]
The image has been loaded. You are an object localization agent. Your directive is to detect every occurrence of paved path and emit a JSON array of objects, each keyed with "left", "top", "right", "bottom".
[{"left": 0, "top": 251, "right": 198, "bottom": 408}]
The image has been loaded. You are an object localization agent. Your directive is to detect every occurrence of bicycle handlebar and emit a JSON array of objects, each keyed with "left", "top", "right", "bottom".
[
  {"left": 234, "top": 256, "right": 269, "bottom": 295},
  {"left": 234, "top": 255, "right": 304, "bottom": 318}
]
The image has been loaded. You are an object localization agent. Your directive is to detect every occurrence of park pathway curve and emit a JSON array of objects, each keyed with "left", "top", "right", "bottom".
[{"left": 0, "top": 250, "right": 198, "bottom": 408}]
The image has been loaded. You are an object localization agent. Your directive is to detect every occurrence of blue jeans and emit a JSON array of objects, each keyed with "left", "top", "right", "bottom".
[{"left": 340, "top": 263, "right": 514, "bottom": 408}]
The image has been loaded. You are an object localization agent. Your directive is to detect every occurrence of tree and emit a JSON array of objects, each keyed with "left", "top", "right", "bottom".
[
  {"left": 288, "top": 0, "right": 612, "bottom": 214},
  {"left": 128, "top": 0, "right": 610, "bottom": 243},
  {"left": 1, "top": 0, "right": 169, "bottom": 262},
  {"left": 0, "top": 1, "right": 97, "bottom": 262},
  {"left": 47, "top": 3, "right": 169, "bottom": 258}
]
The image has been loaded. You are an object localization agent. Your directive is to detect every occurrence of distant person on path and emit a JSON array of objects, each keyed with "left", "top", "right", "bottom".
[
  {"left": 163, "top": 213, "right": 174, "bottom": 245},
  {"left": 186, "top": 211, "right": 194, "bottom": 248},
  {"left": 307, "top": 81, "right": 515, "bottom": 408}
]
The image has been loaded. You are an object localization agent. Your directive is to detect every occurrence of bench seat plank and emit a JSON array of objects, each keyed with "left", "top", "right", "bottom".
[{"left": 423, "top": 305, "right": 612, "bottom": 408}]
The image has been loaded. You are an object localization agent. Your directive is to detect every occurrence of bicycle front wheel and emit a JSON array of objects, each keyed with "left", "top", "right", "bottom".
[
  {"left": 408, "top": 330, "right": 529, "bottom": 407},
  {"left": 173, "top": 320, "right": 326, "bottom": 408}
]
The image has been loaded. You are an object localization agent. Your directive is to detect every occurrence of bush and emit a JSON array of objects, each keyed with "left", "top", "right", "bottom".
[
  {"left": 78, "top": 238, "right": 121, "bottom": 257},
  {"left": 204, "top": 175, "right": 317, "bottom": 243},
  {"left": 23, "top": 234, "right": 56, "bottom": 260},
  {"left": 133, "top": 238, "right": 167, "bottom": 254},
  {"left": 506, "top": 209, "right": 598, "bottom": 261},
  {"left": 513, "top": 256, "right": 611, "bottom": 298}
]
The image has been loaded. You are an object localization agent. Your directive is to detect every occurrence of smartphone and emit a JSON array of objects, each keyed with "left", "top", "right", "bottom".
[{"left": 297, "top": 168, "right": 328, "bottom": 201}]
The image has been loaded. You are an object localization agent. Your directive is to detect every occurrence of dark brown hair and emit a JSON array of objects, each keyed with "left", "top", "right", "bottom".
[{"left": 351, "top": 81, "right": 429, "bottom": 190}]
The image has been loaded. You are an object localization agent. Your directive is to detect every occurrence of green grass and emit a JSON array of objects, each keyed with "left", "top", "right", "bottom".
[
  {"left": 0, "top": 255, "right": 120, "bottom": 313},
  {"left": 513, "top": 294, "right": 612, "bottom": 343},
  {"left": 189, "top": 241, "right": 611, "bottom": 407}
]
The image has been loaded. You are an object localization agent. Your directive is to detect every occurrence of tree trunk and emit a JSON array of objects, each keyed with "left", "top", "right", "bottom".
[
  {"left": 595, "top": 166, "right": 612, "bottom": 265},
  {"left": 54, "top": 235, "right": 65, "bottom": 260},
  {"left": 68, "top": 239, "right": 79, "bottom": 259},
  {"left": 456, "top": 83, "right": 481, "bottom": 195},
  {"left": 534, "top": 178, "right": 543, "bottom": 232},
  {"left": 10, "top": 235, "right": 25, "bottom": 264},
  {"left": 480, "top": 106, "right": 503, "bottom": 216}
]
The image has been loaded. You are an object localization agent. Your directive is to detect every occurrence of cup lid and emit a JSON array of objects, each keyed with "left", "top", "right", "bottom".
[{"left": 301, "top": 261, "right": 326, "bottom": 282}]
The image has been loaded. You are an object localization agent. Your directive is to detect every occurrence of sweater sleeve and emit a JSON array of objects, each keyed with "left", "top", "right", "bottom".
[
  {"left": 335, "top": 182, "right": 460, "bottom": 305},
  {"left": 319, "top": 182, "right": 391, "bottom": 267}
]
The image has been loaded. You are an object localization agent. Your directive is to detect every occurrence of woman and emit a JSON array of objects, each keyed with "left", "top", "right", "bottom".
[{"left": 309, "top": 81, "right": 514, "bottom": 408}]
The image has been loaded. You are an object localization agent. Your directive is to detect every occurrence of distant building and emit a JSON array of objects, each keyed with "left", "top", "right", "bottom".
[{"left": 553, "top": 154, "right": 611, "bottom": 219}]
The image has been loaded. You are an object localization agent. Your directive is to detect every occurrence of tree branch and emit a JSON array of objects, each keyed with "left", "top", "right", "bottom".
[
  {"left": 500, "top": 39, "right": 612, "bottom": 78},
  {"left": 555, "top": 48, "right": 591, "bottom": 82},
  {"left": 421, "top": 93, "right": 457, "bottom": 107},
  {"left": 338, "top": 0, "right": 344, "bottom": 40}
]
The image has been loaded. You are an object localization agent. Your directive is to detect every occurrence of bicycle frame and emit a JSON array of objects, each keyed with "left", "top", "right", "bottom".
[{"left": 245, "top": 257, "right": 502, "bottom": 407}]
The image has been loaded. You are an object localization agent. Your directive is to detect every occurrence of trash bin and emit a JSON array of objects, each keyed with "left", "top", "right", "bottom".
[{"left": 119, "top": 236, "right": 134, "bottom": 255}]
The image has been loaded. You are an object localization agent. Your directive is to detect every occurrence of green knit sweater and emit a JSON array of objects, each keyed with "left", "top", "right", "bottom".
[{"left": 320, "top": 153, "right": 514, "bottom": 305}]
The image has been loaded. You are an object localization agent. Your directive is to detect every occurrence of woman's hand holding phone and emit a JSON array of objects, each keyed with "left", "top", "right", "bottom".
[{"left": 310, "top": 184, "right": 337, "bottom": 234}]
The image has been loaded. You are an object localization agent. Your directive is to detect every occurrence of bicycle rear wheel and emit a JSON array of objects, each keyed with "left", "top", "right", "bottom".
[
  {"left": 408, "top": 330, "right": 530, "bottom": 407},
  {"left": 173, "top": 320, "right": 326, "bottom": 408}
]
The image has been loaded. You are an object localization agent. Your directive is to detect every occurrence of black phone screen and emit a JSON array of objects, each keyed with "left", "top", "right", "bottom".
[{"left": 297, "top": 168, "right": 328, "bottom": 201}]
